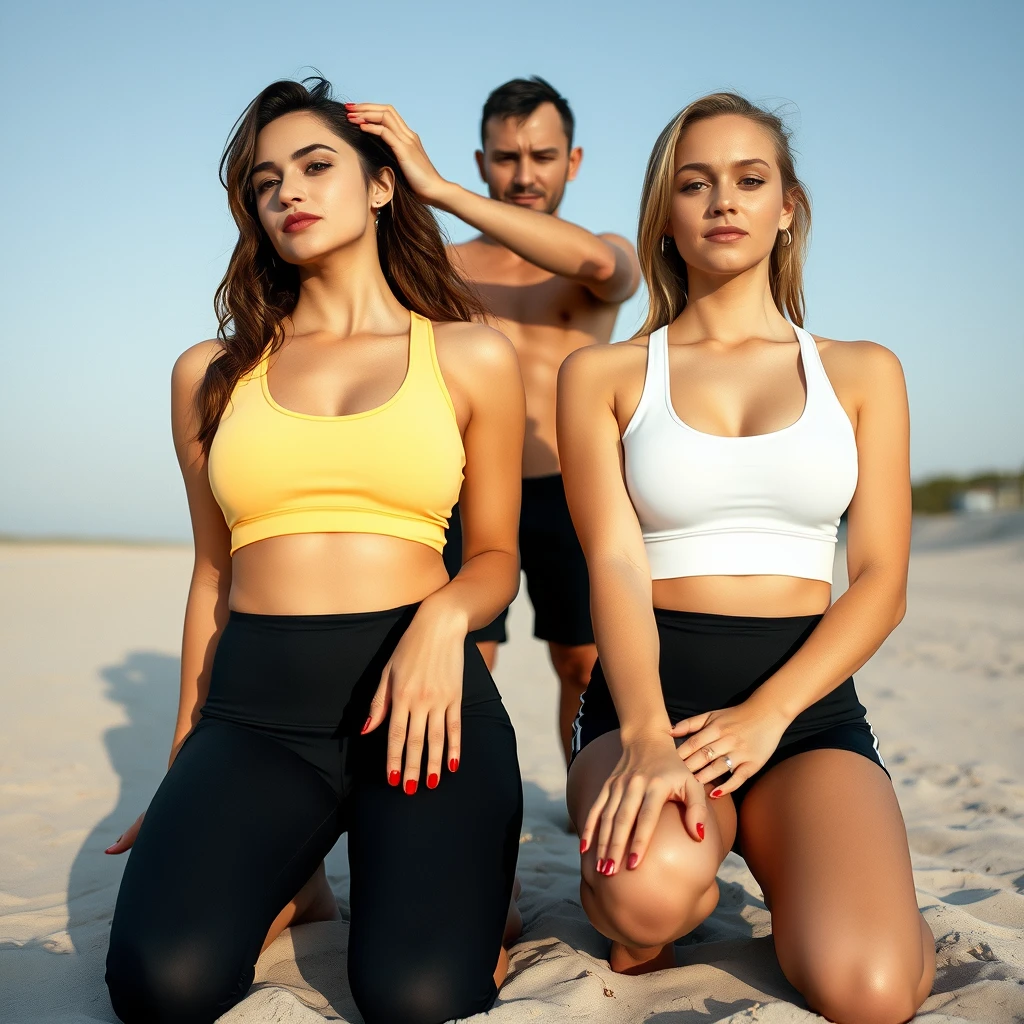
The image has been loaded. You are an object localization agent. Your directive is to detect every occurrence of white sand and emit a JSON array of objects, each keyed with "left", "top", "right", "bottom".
[{"left": 2, "top": 517, "right": 1022, "bottom": 1023}]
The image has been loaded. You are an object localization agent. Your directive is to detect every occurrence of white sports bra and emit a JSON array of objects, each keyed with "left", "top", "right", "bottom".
[{"left": 622, "top": 324, "right": 859, "bottom": 583}]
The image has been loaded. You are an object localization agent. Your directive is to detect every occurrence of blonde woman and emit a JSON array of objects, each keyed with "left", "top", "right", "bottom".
[{"left": 559, "top": 94, "right": 934, "bottom": 1023}]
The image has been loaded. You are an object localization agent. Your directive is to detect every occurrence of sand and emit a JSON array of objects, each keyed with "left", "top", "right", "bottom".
[{"left": 1, "top": 515, "right": 1022, "bottom": 1023}]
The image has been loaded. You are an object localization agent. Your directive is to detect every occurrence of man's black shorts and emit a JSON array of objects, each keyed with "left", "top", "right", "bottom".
[{"left": 443, "top": 474, "right": 594, "bottom": 648}]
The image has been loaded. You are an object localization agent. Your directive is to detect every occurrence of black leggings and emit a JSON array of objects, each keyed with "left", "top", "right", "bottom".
[{"left": 105, "top": 605, "right": 523, "bottom": 1024}]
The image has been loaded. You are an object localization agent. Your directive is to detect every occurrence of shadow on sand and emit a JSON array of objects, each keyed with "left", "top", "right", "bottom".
[{"left": 61, "top": 651, "right": 179, "bottom": 1020}]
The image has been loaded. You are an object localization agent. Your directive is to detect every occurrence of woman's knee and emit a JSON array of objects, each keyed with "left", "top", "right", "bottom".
[
  {"left": 350, "top": 952, "right": 496, "bottom": 1024},
  {"left": 582, "top": 840, "right": 720, "bottom": 948},
  {"left": 106, "top": 933, "right": 249, "bottom": 1024},
  {"left": 791, "top": 947, "right": 926, "bottom": 1024}
]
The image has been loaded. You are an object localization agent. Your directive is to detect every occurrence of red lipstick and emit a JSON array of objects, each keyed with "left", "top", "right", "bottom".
[{"left": 283, "top": 213, "right": 321, "bottom": 233}]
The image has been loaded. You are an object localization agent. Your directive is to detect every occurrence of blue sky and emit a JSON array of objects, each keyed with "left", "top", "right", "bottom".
[{"left": 1, "top": 0, "right": 1021, "bottom": 540}]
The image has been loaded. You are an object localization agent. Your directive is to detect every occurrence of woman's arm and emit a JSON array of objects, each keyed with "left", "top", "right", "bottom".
[
  {"left": 558, "top": 346, "right": 706, "bottom": 870},
  {"left": 676, "top": 342, "right": 912, "bottom": 793},
  {"left": 421, "top": 322, "right": 525, "bottom": 634},
  {"left": 169, "top": 341, "right": 234, "bottom": 766},
  {"left": 363, "top": 323, "right": 525, "bottom": 792},
  {"left": 106, "top": 341, "right": 232, "bottom": 855},
  {"left": 558, "top": 346, "right": 667, "bottom": 741}
]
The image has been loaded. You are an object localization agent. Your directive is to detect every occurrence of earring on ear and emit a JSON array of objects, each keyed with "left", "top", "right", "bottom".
[
  {"left": 779, "top": 227, "right": 792, "bottom": 247},
  {"left": 661, "top": 236, "right": 674, "bottom": 254}
]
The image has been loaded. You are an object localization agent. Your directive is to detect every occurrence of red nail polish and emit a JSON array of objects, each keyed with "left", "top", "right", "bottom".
[
  {"left": 361, "top": 717, "right": 372, "bottom": 734},
  {"left": 388, "top": 770, "right": 400, "bottom": 786},
  {"left": 579, "top": 838, "right": 588, "bottom": 854},
  {"left": 596, "top": 858, "right": 605, "bottom": 873},
  {"left": 404, "top": 779, "right": 417, "bottom": 795},
  {"left": 627, "top": 852, "right": 639, "bottom": 869},
  {"left": 603, "top": 859, "right": 616, "bottom": 875},
  {"left": 427, "top": 773, "right": 439, "bottom": 789},
  {"left": 696, "top": 822, "right": 705, "bottom": 841},
  {"left": 711, "top": 789, "right": 723, "bottom": 799},
  {"left": 449, "top": 757, "right": 459, "bottom": 773},
  {"left": 344, "top": 102, "right": 354, "bottom": 108}
]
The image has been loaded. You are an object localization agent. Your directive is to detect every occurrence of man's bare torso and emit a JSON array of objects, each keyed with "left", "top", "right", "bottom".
[{"left": 451, "top": 237, "right": 621, "bottom": 478}]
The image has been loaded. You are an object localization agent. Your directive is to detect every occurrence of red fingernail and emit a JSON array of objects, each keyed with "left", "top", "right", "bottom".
[
  {"left": 696, "top": 822, "right": 705, "bottom": 841},
  {"left": 603, "top": 859, "right": 616, "bottom": 875},
  {"left": 361, "top": 717, "right": 372, "bottom": 735},
  {"left": 579, "top": 838, "right": 588, "bottom": 854},
  {"left": 596, "top": 858, "right": 605, "bottom": 873},
  {"left": 404, "top": 779, "right": 417, "bottom": 795},
  {"left": 388, "top": 770, "right": 400, "bottom": 786},
  {"left": 427, "top": 773, "right": 439, "bottom": 789},
  {"left": 449, "top": 757, "right": 459, "bottom": 773},
  {"left": 711, "top": 789, "right": 723, "bottom": 799},
  {"left": 344, "top": 102, "right": 354, "bottom": 108},
  {"left": 627, "top": 852, "right": 639, "bottom": 869}
]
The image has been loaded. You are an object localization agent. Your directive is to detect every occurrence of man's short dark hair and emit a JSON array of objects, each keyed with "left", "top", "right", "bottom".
[{"left": 480, "top": 76, "right": 575, "bottom": 149}]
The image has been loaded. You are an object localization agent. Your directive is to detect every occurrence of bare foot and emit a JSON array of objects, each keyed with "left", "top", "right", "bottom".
[
  {"left": 609, "top": 939, "right": 675, "bottom": 975},
  {"left": 262, "top": 862, "right": 340, "bottom": 953}
]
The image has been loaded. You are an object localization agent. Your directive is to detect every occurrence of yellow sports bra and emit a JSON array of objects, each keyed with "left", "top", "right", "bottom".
[{"left": 208, "top": 312, "right": 465, "bottom": 556}]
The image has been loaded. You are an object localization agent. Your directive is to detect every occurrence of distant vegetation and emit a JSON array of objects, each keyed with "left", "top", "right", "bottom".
[{"left": 912, "top": 471, "right": 1024, "bottom": 514}]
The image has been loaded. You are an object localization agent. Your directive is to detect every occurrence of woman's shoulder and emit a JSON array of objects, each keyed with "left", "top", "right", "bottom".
[
  {"left": 560, "top": 337, "right": 650, "bottom": 388},
  {"left": 172, "top": 339, "right": 224, "bottom": 390},
  {"left": 814, "top": 335, "right": 905, "bottom": 384},
  {"left": 432, "top": 320, "right": 518, "bottom": 373}
]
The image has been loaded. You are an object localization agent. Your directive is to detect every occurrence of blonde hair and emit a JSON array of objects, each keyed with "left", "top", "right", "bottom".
[{"left": 635, "top": 93, "right": 811, "bottom": 336}]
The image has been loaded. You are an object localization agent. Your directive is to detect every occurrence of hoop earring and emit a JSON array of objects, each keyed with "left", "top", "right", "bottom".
[
  {"left": 779, "top": 227, "right": 792, "bottom": 247},
  {"left": 661, "top": 236, "right": 674, "bottom": 254}
]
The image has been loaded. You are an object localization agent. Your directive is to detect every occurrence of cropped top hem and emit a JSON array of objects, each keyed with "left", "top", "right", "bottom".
[
  {"left": 229, "top": 507, "right": 449, "bottom": 556},
  {"left": 644, "top": 528, "right": 837, "bottom": 583}
]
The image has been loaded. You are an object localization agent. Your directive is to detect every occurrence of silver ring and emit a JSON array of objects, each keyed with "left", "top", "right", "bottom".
[{"left": 724, "top": 756, "right": 734, "bottom": 772}]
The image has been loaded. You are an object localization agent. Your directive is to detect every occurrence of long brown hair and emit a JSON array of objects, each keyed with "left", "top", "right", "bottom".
[
  {"left": 196, "top": 76, "right": 485, "bottom": 453},
  {"left": 635, "top": 93, "right": 811, "bottom": 337}
]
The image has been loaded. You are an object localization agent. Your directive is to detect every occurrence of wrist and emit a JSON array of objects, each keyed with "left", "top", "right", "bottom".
[
  {"left": 417, "top": 590, "right": 471, "bottom": 635},
  {"left": 619, "top": 719, "right": 674, "bottom": 748},
  {"left": 744, "top": 687, "right": 796, "bottom": 730},
  {"left": 429, "top": 179, "right": 468, "bottom": 215}
]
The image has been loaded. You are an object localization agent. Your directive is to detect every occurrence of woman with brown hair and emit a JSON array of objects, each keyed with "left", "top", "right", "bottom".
[
  {"left": 103, "top": 77, "right": 525, "bottom": 1024},
  {"left": 559, "top": 94, "right": 934, "bottom": 1022}
]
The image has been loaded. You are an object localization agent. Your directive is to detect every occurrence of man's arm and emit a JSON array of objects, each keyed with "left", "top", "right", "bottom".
[{"left": 346, "top": 103, "right": 640, "bottom": 304}]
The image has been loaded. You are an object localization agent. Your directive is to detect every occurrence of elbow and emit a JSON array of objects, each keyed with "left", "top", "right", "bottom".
[
  {"left": 580, "top": 241, "right": 621, "bottom": 284},
  {"left": 588, "top": 253, "right": 618, "bottom": 283},
  {"left": 891, "top": 593, "right": 907, "bottom": 630}
]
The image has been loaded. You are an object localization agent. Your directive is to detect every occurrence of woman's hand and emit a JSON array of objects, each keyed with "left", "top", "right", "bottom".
[
  {"left": 672, "top": 700, "right": 790, "bottom": 798},
  {"left": 582, "top": 733, "right": 707, "bottom": 877},
  {"left": 345, "top": 103, "right": 451, "bottom": 206},
  {"left": 362, "top": 600, "right": 467, "bottom": 794},
  {"left": 104, "top": 811, "right": 146, "bottom": 855}
]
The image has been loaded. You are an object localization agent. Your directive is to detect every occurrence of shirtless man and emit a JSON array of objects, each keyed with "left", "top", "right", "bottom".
[{"left": 346, "top": 77, "right": 640, "bottom": 762}]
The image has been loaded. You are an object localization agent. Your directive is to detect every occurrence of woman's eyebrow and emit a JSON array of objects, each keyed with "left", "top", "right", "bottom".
[
  {"left": 251, "top": 143, "right": 338, "bottom": 177},
  {"left": 674, "top": 157, "right": 771, "bottom": 178}
]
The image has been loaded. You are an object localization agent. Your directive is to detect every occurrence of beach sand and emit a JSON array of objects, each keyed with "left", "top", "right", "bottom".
[{"left": 2, "top": 516, "right": 1022, "bottom": 1023}]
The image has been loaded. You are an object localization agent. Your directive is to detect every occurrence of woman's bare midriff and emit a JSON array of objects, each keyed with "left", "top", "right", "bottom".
[
  {"left": 228, "top": 533, "right": 451, "bottom": 615},
  {"left": 652, "top": 575, "right": 832, "bottom": 618}
]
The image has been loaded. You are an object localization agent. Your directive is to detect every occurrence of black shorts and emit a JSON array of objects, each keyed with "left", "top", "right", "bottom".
[
  {"left": 570, "top": 608, "right": 887, "bottom": 854},
  {"left": 443, "top": 474, "right": 594, "bottom": 647}
]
